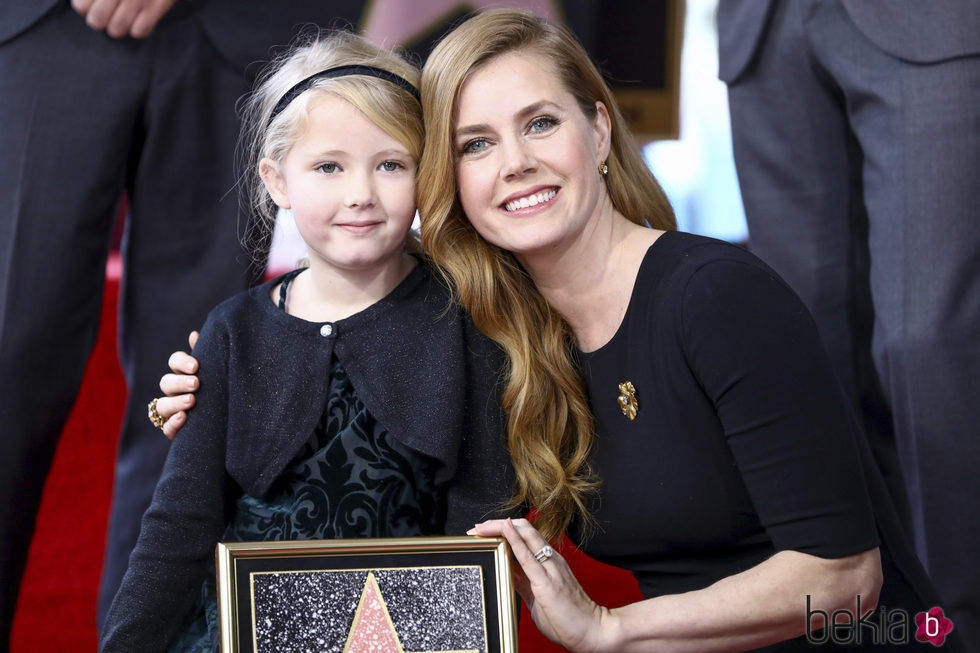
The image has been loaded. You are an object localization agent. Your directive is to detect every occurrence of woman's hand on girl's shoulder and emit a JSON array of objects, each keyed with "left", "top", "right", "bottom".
[{"left": 156, "top": 331, "right": 200, "bottom": 440}]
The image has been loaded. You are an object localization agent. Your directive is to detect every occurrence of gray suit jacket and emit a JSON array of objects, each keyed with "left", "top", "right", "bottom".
[{"left": 718, "top": 0, "right": 980, "bottom": 83}]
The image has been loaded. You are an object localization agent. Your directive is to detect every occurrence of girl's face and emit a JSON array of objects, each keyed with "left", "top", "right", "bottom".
[
  {"left": 453, "top": 50, "right": 610, "bottom": 263},
  {"left": 261, "top": 95, "right": 417, "bottom": 276}
]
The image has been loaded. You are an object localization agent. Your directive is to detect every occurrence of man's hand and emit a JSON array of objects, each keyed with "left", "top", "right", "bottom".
[{"left": 71, "top": 0, "right": 179, "bottom": 39}]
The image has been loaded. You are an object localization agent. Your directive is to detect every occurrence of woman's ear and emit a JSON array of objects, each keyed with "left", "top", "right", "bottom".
[
  {"left": 593, "top": 101, "right": 612, "bottom": 164},
  {"left": 259, "top": 158, "right": 290, "bottom": 209}
]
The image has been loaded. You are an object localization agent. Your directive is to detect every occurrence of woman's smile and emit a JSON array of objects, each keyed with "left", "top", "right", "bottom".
[{"left": 502, "top": 187, "right": 559, "bottom": 213}]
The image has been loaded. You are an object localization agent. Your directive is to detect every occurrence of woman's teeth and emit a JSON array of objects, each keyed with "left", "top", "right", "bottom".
[{"left": 504, "top": 189, "right": 556, "bottom": 212}]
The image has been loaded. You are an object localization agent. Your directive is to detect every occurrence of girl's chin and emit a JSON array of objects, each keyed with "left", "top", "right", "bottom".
[{"left": 308, "top": 249, "right": 405, "bottom": 272}]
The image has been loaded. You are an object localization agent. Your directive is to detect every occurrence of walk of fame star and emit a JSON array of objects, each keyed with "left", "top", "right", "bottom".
[{"left": 343, "top": 572, "right": 480, "bottom": 653}]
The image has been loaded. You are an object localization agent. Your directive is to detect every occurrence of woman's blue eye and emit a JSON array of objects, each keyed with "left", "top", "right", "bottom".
[
  {"left": 461, "top": 138, "right": 488, "bottom": 155},
  {"left": 379, "top": 161, "right": 402, "bottom": 172},
  {"left": 529, "top": 116, "right": 557, "bottom": 132},
  {"left": 317, "top": 163, "right": 338, "bottom": 173}
]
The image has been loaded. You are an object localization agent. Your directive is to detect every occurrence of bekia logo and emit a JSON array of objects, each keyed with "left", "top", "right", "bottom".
[
  {"left": 805, "top": 596, "right": 955, "bottom": 646},
  {"left": 915, "top": 607, "right": 954, "bottom": 646}
]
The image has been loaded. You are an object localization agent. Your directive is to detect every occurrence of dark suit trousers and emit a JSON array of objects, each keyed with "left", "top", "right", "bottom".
[
  {"left": 0, "top": 5, "right": 256, "bottom": 644},
  {"left": 724, "top": 0, "right": 980, "bottom": 648}
]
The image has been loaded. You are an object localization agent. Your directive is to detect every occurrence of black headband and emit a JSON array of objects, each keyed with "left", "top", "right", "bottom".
[{"left": 267, "top": 64, "right": 420, "bottom": 127}]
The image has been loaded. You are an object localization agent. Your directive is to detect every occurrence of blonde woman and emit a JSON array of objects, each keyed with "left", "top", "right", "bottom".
[{"left": 420, "top": 9, "right": 952, "bottom": 653}]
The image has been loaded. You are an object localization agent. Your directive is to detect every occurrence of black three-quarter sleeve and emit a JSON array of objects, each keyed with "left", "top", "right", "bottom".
[
  {"left": 677, "top": 256, "right": 879, "bottom": 557},
  {"left": 99, "top": 315, "right": 236, "bottom": 652}
]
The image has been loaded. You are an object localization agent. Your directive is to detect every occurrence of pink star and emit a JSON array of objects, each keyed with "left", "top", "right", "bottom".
[
  {"left": 361, "top": 0, "right": 562, "bottom": 48},
  {"left": 343, "top": 573, "right": 405, "bottom": 652}
]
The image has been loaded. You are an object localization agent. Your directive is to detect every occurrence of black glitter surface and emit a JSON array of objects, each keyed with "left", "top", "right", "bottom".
[{"left": 251, "top": 566, "right": 488, "bottom": 652}]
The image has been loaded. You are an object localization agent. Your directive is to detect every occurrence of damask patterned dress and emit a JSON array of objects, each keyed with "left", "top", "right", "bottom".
[{"left": 170, "top": 269, "right": 443, "bottom": 651}]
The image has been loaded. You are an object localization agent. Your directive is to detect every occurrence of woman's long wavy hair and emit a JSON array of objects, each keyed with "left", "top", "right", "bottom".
[
  {"left": 418, "top": 9, "right": 676, "bottom": 541},
  {"left": 239, "top": 29, "right": 423, "bottom": 269}
]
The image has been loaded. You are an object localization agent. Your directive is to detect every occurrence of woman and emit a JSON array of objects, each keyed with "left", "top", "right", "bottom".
[
  {"left": 416, "top": 9, "right": 952, "bottom": 652},
  {"left": 158, "top": 9, "right": 955, "bottom": 651}
]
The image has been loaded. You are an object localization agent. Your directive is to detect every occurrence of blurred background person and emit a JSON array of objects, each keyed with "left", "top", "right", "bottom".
[{"left": 719, "top": 0, "right": 980, "bottom": 648}]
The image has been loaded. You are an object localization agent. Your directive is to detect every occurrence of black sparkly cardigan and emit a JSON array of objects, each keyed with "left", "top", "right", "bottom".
[{"left": 100, "top": 261, "right": 516, "bottom": 652}]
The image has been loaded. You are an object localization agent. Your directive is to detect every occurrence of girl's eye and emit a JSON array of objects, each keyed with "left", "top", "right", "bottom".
[
  {"left": 460, "top": 138, "right": 488, "bottom": 155},
  {"left": 529, "top": 116, "right": 558, "bottom": 133},
  {"left": 379, "top": 160, "right": 403, "bottom": 172},
  {"left": 317, "top": 163, "right": 339, "bottom": 174}
]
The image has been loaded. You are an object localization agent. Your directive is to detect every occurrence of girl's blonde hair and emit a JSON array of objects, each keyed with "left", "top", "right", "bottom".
[
  {"left": 418, "top": 9, "right": 676, "bottom": 541},
  {"left": 240, "top": 29, "right": 423, "bottom": 267}
]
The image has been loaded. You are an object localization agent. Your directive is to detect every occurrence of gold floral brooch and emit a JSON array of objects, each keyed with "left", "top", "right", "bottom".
[{"left": 617, "top": 381, "right": 638, "bottom": 420}]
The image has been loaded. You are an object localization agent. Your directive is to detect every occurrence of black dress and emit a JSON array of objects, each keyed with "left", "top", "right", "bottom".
[{"left": 572, "top": 231, "right": 953, "bottom": 651}]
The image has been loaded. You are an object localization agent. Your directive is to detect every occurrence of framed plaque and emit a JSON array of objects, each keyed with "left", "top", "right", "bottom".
[{"left": 216, "top": 536, "right": 517, "bottom": 653}]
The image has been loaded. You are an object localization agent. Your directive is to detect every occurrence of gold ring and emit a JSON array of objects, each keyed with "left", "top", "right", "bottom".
[{"left": 147, "top": 398, "right": 166, "bottom": 429}]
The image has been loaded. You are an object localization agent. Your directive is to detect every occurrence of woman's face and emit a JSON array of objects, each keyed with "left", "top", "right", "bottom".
[{"left": 453, "top": 50, "right": 610, "bottom": 262}]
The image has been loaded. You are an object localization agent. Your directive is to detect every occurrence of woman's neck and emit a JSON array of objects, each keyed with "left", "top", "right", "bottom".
[
  {"left": 519, "top": 214, "right": 662, "bottom": 353},
  {"left": 282, "top": 252, "right": 417, "bottom": 323}
]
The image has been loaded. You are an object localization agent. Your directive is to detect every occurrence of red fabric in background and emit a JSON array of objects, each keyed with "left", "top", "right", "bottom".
[
  {"left": 11, "top": 262, "right": 123, "bottom": 652},
  {"left": 11, "top": 261, "right": 641, "bottom": 652}
]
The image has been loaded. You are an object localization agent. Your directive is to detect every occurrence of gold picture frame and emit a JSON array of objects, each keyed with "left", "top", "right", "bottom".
[{"left": 216, "top": 536, "right": 517, "bottom": 653}]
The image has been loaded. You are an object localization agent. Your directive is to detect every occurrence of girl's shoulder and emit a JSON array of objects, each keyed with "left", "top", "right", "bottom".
[
  {"left": 219, "top": 274, "right": 284, "bottom": 315},
  {"left": 190, "top": 274, "right": 293, "bottom": 343}
]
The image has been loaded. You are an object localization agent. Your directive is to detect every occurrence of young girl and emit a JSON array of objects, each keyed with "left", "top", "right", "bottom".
[{"left": 98, "top": 31, "right": 515, "bottom": 652}]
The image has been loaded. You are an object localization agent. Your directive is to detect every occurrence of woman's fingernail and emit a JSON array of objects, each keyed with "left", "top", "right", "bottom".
[{"left": 466, "top": 528, "right": 477, "bottom": 535}]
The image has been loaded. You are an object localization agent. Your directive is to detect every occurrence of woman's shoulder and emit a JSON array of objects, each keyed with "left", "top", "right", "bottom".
[
  {"left": 631, "top": 230, "right": 808, "bottom": 338},
  {"left": 644, "top": 230, "right": 787, "bottom": 294},
  {"left": 650, "top": 230, "right": 761, "bottom": 268}
]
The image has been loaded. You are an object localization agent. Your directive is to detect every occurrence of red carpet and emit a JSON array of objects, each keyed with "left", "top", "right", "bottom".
[
  {"left": 11, "top": 263, "right": 640, "bottom": 652},
  {"left": 11, "top": 264, "right": 123, "bottom": 652}
]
